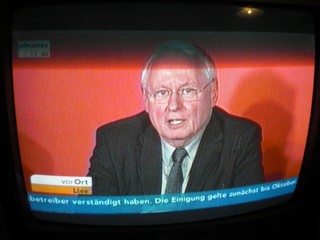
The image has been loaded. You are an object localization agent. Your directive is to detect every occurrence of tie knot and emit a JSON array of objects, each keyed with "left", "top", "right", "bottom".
[{"left": 172, "top": 147, "right": 188, "bottom": 164}]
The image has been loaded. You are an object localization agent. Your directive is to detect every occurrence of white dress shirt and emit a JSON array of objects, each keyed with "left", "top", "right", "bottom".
[{"left": 160, "top": 125, "right": 208, "bottom": 194}]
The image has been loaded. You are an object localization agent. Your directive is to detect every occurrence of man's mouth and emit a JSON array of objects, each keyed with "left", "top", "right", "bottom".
[{"left": 168, "top": 119, "right": 184, "bottom": 126}]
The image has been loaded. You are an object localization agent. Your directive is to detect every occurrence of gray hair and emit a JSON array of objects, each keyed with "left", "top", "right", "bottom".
[{"left": 141, "top": 40, "right": 217, "bottom": 88}]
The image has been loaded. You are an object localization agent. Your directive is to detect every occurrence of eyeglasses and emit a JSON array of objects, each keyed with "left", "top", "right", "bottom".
[{"left": 145, "top": 80, "right": 213, "bottom": 104}]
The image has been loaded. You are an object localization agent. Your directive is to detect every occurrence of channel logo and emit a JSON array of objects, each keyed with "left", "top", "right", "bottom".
[
  {"left": 30, "top": 174, "right": 92, "bottom": 195},
  {"left": 18, "top": 40, "right": 51, "bottom": 58}
]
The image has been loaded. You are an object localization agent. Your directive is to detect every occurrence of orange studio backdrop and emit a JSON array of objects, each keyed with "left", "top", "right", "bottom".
[{"left": 12, "top": 31, "right": 315, "bottom": 191}]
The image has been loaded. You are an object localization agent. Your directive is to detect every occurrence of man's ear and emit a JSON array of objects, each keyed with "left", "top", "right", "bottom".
[
  {"left": 212, "top": 80, "right": 219, "bottom": 105},
  {"left": 141, "top": 87, "right": 150, "bottom": 113}
]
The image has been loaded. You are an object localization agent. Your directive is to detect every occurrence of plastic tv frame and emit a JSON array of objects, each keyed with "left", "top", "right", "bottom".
[{"left": 1, "top": 0, "right": 320, "bottom": 239}]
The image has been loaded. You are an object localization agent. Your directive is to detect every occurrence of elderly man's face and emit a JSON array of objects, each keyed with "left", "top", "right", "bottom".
[{"left": 143, "top": 57, "right": 217, "bottom": 148}]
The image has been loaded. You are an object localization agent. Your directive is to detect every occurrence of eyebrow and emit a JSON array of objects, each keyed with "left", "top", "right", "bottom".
[{"left": 152, "top": 82, "right": 200, "bottom": 90}]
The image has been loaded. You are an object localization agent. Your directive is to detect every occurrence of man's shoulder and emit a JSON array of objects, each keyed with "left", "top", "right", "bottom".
[
  {"left": 213, "top": 106, "right": 261, "bottom": 130},
  {"left": 97, "top": 111, "right": 150, "bottom": 133}
]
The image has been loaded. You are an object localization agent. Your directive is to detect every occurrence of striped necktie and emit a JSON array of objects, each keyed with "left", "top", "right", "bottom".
[{"left": 165, "top": 147, "right": 188, "bottom": 194}]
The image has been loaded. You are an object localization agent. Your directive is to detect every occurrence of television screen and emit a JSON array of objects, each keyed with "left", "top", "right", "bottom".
[{"left": 1, "top": 0, "right": 320, "bottom": 239}]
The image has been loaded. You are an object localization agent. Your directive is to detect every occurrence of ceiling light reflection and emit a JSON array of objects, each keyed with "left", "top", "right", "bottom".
[{"left": 237, "top": 7, "right": 264, "bottom": 18}]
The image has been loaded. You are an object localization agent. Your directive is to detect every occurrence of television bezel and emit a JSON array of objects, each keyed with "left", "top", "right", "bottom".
[{"left": 1, "top": 0, "right": 320, "bottom": 239}]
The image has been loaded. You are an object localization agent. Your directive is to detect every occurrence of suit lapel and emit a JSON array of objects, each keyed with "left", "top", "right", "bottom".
[
  {"left": 136, "top": 125, "right": 163, "bottom": 195},
  {"left": 186, "top": 111, "right": 224, "bottom": 192}
]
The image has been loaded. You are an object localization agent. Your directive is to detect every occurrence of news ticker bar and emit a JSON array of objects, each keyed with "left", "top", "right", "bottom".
[
  {"left": 30, "top": 175, "right": 92, "bottom": 195},
  {"left": 28, "top": 177, "right": 298, "bottom": 214}
]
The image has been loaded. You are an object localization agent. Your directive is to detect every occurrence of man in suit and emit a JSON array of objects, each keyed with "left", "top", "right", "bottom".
[{"left": 87, "top": 40, "right": 264, "bottom": 196}]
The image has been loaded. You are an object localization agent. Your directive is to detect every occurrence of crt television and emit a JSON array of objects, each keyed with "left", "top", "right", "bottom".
[{"left": 1, "top": 0, "right": 320, "bottom": 239}]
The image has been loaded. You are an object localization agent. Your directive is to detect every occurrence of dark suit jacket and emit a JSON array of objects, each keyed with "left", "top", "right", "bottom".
[{"left": 87, "top": 106, "right": 264, "bottom": 196}]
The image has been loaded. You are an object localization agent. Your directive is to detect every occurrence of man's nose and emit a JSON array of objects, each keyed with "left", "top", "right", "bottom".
[{"left": 167, "top": 92, "right": 184, "bottom": 111}]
